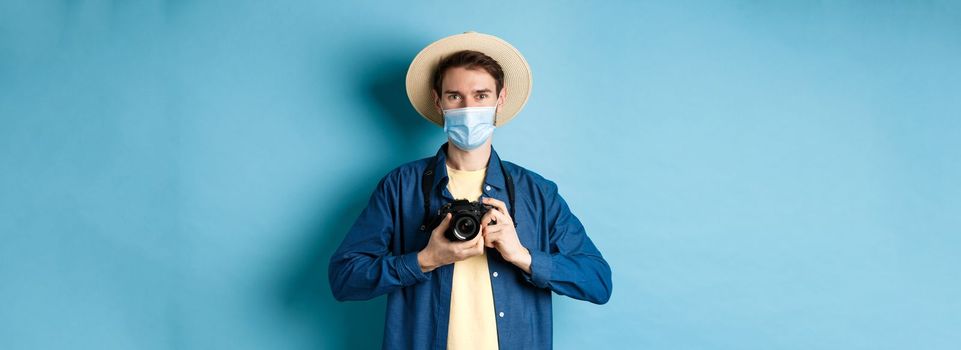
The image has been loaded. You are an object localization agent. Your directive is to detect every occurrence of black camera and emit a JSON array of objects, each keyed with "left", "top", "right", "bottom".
[{"left": 428, "top": 199, "right": 495, "bottom": 241}]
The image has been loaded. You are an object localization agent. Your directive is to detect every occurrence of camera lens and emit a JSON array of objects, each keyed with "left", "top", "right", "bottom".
[{"left": 452, "top": 216, "right": 477, "bottom": 240}]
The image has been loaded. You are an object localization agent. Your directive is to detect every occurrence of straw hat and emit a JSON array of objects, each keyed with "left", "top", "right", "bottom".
[{"left": 405, "top": 31, "right": 533, "bottom": 128}]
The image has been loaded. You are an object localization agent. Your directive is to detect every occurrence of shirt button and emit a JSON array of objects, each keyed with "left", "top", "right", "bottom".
[
  {"left": 498, "top": 312, "right": 505, "bottom": 318},
  {"left": 492, "top": 271, "right": 499, "bottom": 277},
  {"left": 485, "top": 185, "right": 491, "bottom": 191}
]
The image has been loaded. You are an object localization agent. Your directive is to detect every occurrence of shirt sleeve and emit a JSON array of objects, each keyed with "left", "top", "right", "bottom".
[
  {"left": 522, "top": 180, "right": 613, "bottom": 305},
  {"left": 328, "top": 171, "right": 430, "bottom": 301}
]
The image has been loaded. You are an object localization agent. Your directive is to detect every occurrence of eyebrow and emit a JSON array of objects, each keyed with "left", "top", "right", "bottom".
[{"left": 444, "top": 89, "right": 493, "bottom": 95}]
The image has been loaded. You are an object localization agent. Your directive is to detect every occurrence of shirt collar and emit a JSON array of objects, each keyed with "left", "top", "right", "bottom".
[{"left": 429, "top": 142, "right": 508, "bottom": 194}]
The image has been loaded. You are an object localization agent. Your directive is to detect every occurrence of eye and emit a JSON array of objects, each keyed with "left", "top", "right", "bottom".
[
  {"left": 447, "top": 95, "right": 460, "bottom": 100},
  {"left": 477, "top": 94, "right": 488, "bottom": 99}
]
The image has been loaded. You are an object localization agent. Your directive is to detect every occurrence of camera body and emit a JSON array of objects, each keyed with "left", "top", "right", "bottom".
[{"left": 429, "top": 199, "right": 495, "bottom": 241}]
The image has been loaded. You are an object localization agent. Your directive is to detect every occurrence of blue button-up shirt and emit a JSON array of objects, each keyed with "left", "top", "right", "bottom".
[{"left": 329, "top": 143, "right": 613, "bottom": 349}]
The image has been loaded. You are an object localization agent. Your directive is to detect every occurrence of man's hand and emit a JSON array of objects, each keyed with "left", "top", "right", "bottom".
[
  {"left": 417, "top": 213, "right": 486, "bottom": 273},
  {"left": 480, "top": 197, "right": 532, "bottom": 274}
]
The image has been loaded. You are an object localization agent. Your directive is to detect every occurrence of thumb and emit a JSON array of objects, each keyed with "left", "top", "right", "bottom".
[{"left": 436, "top": 213, "right": 453, "bottom": 232}]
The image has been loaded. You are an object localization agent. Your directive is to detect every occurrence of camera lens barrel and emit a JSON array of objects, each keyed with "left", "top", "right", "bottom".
[
  {"left": 450, "top": 215, "right": 478, "bottom": 241},
  {"left": 439, "top": 199, "right": 489, "bottom": 242}
]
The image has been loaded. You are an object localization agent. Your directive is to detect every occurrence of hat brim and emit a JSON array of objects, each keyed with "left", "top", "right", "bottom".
[{"left": 406, "top": 32, "right": 532, "bottom": 128}]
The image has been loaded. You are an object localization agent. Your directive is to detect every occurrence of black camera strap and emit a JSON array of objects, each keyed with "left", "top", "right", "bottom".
[{"left": 419, "top": 143, "right": 516, "bottom": 232}]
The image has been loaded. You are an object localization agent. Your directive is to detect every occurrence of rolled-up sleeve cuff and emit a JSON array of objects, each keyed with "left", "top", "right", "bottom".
[
  {"left": 523, "top": 250, "right": 552, "bottom": 289},
  {"left": 398, "top": 251, "right": 431, "bottom": 286}
]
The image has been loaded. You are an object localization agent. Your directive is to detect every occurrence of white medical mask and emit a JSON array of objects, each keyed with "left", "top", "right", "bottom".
[{"left": 442, "top": 106, "right": 496, "bottom": 151}]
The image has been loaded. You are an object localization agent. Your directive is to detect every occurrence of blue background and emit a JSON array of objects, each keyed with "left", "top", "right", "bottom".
[{"left": 2, "top": 1, "right": 959, "bottom": 349}]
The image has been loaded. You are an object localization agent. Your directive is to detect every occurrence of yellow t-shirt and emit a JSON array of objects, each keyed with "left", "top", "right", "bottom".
[{"left": 445, "top": 164, "right": 499, "bottom": 350}]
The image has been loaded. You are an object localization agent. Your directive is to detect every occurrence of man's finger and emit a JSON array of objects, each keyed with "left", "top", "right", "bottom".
[
  {"left": 487, "top": 206, "right": 510, "bottom": 225},
  {"left": 460, "top": 239, "right": 477, "bottom": 253},
  {"left": 468, "top": 235, "right": 484, "bottom": 255},
  {"left": 485, "top": 224, "right": 504, "bottom": 235},
  {"left": 482, "top": 229, "right": 495, "bottom": 248},
  {"left": 469, "top": 228, "right": 484, "bottom": 244},
  {"left": 440, "top": 212, "right": 452, "bottom": 227},
  {"left": 434, "top": 213, "right": 452, "bottom": 235},
  {"left": 482, "top": 197, "right": 512, "bottom": 224},
  {"left": 480, "top": 210, "right": 497, "bottom": 227},
  {"left": 482, "top": 197, "right": 509, "bottom": 216},
  {"left": 485, "top": 230, "right": 502, "bottom": 249},
  {"left": 457, "top": 236, "right": 479, "bottom": 253},
  {"left": 474, "top": 237, "right": 486, "bottom": 254}
]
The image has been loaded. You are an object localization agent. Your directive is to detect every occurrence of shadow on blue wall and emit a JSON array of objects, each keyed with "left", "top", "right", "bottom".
[{"left": 277, "top": 40, "right": 435, "bottom": 348}]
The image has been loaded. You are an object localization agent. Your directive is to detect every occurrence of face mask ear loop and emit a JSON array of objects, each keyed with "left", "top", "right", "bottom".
[{"left": 494, "top": 97, "right": 501, "bottom": 127}]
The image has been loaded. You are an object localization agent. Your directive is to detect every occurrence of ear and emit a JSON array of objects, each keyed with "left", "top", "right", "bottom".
[
  {"left": 432, "top": 89, "right": 443, "bottom": 115},
  {"left": 498, "top": 86, "right": 507, "bottom": 108},
  {"left": 495, "top": 87, "right": 507, "bottom": 124}
]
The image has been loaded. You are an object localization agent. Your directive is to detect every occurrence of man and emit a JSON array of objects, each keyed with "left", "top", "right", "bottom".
[{"left": 328, "top": 31, "right": 612, "bottom": 350}]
